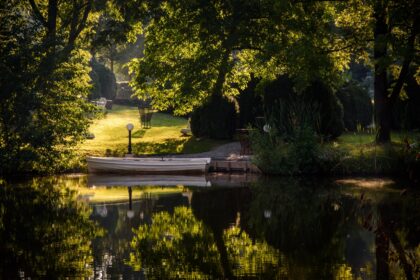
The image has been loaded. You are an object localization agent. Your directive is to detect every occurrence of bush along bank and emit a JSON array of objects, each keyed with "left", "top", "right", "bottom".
[{"left": 250, "top": 127, "right": 420, "bottom": 182}]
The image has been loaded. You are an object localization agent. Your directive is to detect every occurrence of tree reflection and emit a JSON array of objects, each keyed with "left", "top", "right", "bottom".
[
  {"left": 361, "top": 190, "right": 420, "bottom": 280},
  {"left": 224, "top": 226, "right": 282, "bottom": 278},
  {"left": 0, "top": 179, "right": 102, "bottom": 279},
  {"left": 129, "top": 188, "right": 285, "bottom": 279},
  {"left": 247, "top": 178, "right": 374, "bottom": 279},
  {"left": 191, "top": 187, "right": 252, "bottom": 278},
  {"left": 129, "top": 207, "right": 223, "bottom": 279},
  {"left": 128, "top": 178, "right": 419, "bottom": 280}
]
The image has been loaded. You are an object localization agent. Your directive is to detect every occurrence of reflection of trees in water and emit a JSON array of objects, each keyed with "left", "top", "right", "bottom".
[
  {"left": 129, "top": 207, "right": 223, "bottom": 279},
  {"left": 128, "top": 206, "right": 282, "bottom": 279},
  {"left": 192, "top": 187, "right": 253, "bottom": 279},
  {"left": 91, "top": 192, "right": 190, "bottom": 278},
  {"left": 224, "top": 226, "right": 281, "bottom": 278},
  {"left": 249, "top": 178, "right": 420, "bottom": 279},
  {"left": 362, "top": 192, "right": 420, "bottom": 280},
  {"left": 0, "top": 179, "right": 102, "bottom": 279},
  {"left": 247, "top": 178, "right": 363, "bottom": 279},
  {"left": 128, "top": 179, "right": 420, "bottom": 279},
  {"left": 129, "top": 188, "right": 282, "bottom": 279}
]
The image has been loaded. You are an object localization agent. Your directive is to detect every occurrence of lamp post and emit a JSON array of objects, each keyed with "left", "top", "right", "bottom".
[{"left": 126, "top": 123, "right": 134, "bottom": 155}]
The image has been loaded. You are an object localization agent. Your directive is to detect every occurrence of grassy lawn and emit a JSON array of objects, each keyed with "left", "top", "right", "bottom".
[
  {"left": 330, "top": 131, "right": 420, "bottom": 175},
  {"left": 337, "top": 131, "right": 419, "bottom": 155},
  {"left": 78, "top": 105, "right": 226, "bottom": 156},
  {"left": 338, "top": 131, "right": 418, "bottom": 145}
]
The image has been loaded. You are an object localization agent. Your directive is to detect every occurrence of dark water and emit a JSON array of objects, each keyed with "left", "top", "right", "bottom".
[{"left": 0, "top": 175, "right": 419, "bottom": 279}]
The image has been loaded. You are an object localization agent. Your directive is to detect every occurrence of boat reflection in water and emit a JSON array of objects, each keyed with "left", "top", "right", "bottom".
[
  {"left": 87, "top": 173, "right": 260, "bottom": 188},
  {"left": 87, "top": 174, "right": 212, "bottom": 188}
]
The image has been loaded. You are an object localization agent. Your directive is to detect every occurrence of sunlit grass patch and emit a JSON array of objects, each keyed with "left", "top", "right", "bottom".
[
  {"left": 77, "top": 105, "right": 224, "bottom": 156},
  {"left": 325, "top": 131, "right": 420, "bottom": 175},
  {"left": 337, "top": 131, "right": 419, "bottom": 153}
]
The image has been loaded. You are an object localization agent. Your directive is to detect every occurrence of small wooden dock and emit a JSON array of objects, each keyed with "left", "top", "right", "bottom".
[{"left": 209, "top": 158, "right": 261, "bottom": 173}]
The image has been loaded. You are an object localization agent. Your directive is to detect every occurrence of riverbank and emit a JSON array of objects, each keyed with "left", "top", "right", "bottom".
[
  {"left": 2, "top": 104, "right": 418, "bottom": 180},
  {"left": 76, "top": 105, "right": 418, "bottom": 177},
  {"left": 250, "top": 129, "right": 420, "bottom": 183}
]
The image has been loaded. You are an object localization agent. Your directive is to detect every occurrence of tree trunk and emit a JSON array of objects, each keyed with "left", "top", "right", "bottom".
[
  {"left": 375, "top": 220, "right": 390, "bottom": 280},
  {"left": 212, "top": 49, "right": 231, "bottom": 98},
  {"left": 213, "top": 228, "right": 233, "bottom": 279},
  {"left": 373, "top": 1, "right": 391, "bottom": 143}
]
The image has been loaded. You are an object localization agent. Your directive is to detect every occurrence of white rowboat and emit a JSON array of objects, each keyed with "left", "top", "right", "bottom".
[{"left": 86, "top": 156, "right": 211, "bottom": 174}]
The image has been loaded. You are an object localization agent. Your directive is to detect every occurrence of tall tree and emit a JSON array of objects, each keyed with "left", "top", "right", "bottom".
[
  {"left": 336, "top": 0, "right": 419, "bottom": 143},
  {"left": 130, "top": 0, "right": 356, "bottom": 115},
  {"left": 131, "top": 0, "right": 418, "bottom": 144},
  {"left": 129, "top": 0, "right": 273, "bottom": 114},
  {"left": 372, "top": 0, "right": 419, "bottom": 143},
  {"left": 0, "top": 0, "right": 98, "bottom": 173}
]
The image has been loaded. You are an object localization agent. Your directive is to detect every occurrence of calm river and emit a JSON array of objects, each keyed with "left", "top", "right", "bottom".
[{"left": 0, "top": 175, "right": 418, "bottom": 279}]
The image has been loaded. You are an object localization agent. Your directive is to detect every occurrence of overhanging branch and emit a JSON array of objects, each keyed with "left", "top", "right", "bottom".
[{"left": 28, "top": 0, "right": 48, "bottom": 28}]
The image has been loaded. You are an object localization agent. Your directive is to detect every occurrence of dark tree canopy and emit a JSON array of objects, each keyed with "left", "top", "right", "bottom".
[
  {"left": 1, "top": 0, "right": 419, "bottom": 175},
  {"left": 129, "top": 0, "right": 419, "bottom": 143}
]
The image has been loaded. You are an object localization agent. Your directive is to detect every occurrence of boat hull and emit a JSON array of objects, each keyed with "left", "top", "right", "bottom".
[{"left": 86, "top": 157, "right": 211, "bottom": 174}]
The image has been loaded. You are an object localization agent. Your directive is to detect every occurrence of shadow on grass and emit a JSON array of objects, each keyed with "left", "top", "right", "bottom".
[
  {"left": 132, "top": 129, "right": 146, "bottom": 138},
  {"left": 104, "top": 137, "right": 227, "bottom": 157}
]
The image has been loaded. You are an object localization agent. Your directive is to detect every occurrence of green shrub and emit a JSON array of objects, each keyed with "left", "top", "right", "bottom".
[
  {"left": 249, "top": 128, "right": 292, "bottom": 174},
  {"left": 89, "top": 59, "right": 117, "bottom": 100},
  {"left": 336, "top": 81, "right": 373, "bottom": 131},
  {"left": 250, "top": 126, "right": 343, "bottom": 175},
  {"left": 261, "top": 76, "right": 344, "bottom": 140},
  {"left": 190, "top": 95, "right": 236, "bottom": 140},
  {"left": 288, "top": 127, "right": 321, "bottom": 174}
]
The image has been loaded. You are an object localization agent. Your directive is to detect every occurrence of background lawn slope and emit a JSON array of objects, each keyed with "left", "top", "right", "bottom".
[{"left": 78, "top": 105, "right": 225, "bottom": 156}]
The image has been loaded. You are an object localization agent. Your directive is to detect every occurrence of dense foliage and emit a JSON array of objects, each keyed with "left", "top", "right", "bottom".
[
  {"left": 190, "top": 95, "right": 236, "bottom": 140},
  {"left": 237, "top": 77, "right": 263, "bottom": 128},
  {"left": 129, "top": 0, "right": 419, "bottom": 143},
  {"left": 129, "top": 0, "right": 351, "bottom": 116},
  {"left": 0, "top": 0, "right": 419, "bottom": 174},
  {"left": 250, "top": 126, "right": 342, "bottom": 175},
  {"left": 0, "top": 0, "right": 101, "bottom": 174},
  {"left": 261, "top": 76, "right": 344, "bottom": 140},
  {"left": 336, "top": 81, "right": 373, "bottom": 131}
]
